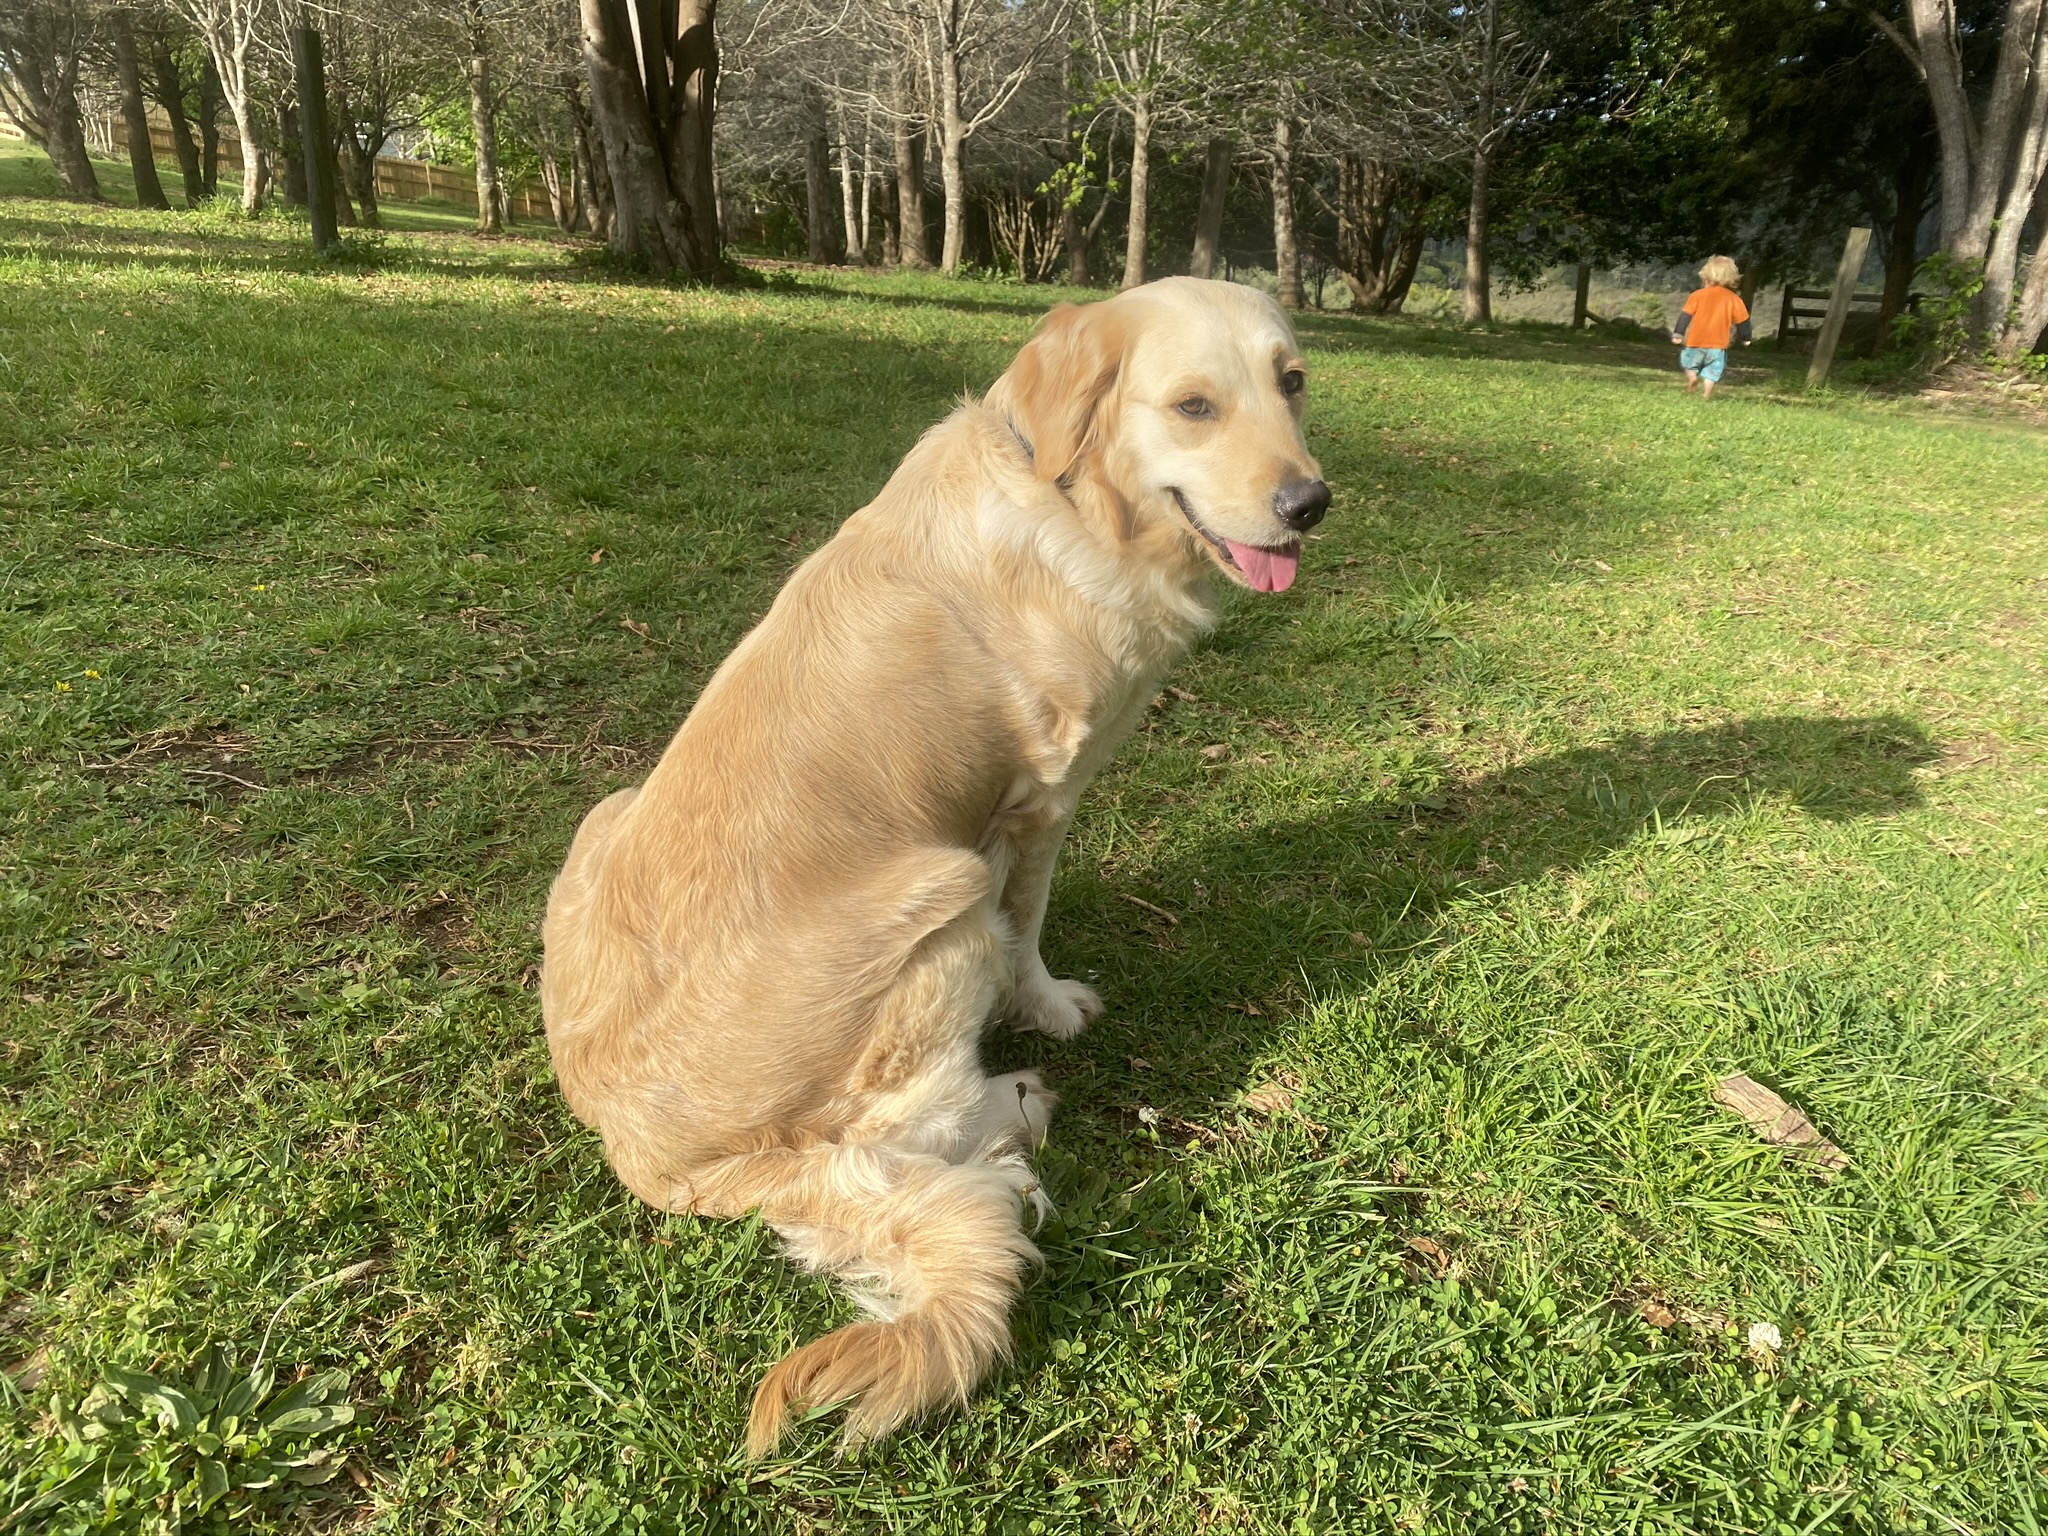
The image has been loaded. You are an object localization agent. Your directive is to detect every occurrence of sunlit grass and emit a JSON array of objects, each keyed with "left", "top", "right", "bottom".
[{"left": 2, "top": 176, "right": 2044, "bottom": 1535}]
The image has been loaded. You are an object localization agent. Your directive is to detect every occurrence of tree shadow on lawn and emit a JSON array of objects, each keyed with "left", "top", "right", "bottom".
[{"left": 1025, "top": 712, "right": 1936, "bottom": 1129}]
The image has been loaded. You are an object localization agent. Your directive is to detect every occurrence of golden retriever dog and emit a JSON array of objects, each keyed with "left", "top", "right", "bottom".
[{"left": 540, "top": 276, "right": 1328, "bottom": 1454}]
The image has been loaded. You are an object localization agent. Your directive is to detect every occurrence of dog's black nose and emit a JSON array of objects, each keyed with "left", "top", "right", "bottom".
[{"left": 1273, "top": 478, "right": 1330, "bottom": 532}]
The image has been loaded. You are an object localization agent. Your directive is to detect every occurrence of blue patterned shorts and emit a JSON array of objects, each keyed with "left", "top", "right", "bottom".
[{"left": 1680, "top": 346, "right": 1727, "bottom": 383}]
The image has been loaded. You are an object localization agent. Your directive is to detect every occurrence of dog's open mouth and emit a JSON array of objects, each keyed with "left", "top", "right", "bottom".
[{"left": 1170, "top": 490, "right": 1301, "bottom": 594}]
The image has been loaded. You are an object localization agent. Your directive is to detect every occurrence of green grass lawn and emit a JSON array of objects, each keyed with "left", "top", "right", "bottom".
[{"left": 2, "top": 175, "right": 2044, "bottom": 1536}]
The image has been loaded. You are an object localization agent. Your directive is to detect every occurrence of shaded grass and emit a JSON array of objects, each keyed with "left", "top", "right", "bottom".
[{"left": 1, "top": 185, "right": 2045, "bottom": 1535}]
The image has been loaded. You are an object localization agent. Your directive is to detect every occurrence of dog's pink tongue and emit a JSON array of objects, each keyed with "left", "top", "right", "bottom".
[{"left": 1226, "top": 540, "right": 1301, "bottom": 593}]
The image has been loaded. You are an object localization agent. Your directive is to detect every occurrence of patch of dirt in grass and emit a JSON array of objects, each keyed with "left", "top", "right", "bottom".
[
  {"left": 1928, "top": 732, "right": 2014, "bottom": 778},
  {"left": 1914, "top": 360, "right": 2048, "bottom": 421},
  {"left": 402, "top": 892, "right": 476, "bottom": 964},
  {"left": 94, "top": 728, "right": 270, "bottom": 797}
]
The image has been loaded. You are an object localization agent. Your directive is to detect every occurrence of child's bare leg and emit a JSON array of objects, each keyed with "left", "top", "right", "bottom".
[
  {"left": 1700, "top": 378, "right": 1715, "bottom": 399},
  {"left": 1684, "top": 370, "right": 1699, "bottom": 393}
]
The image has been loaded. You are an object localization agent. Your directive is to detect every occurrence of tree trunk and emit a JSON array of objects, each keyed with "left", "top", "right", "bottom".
[
  {"left": 1462, "top": 0, "right": 1502, "bottom": 323},
  {"left": 1981, "top": 145, "right": 2045, "bottom": 332},
  {"left": 570, "top": 99, "right": 605, "bottom": 235},
  {"left": 1942, "top": 0, "right": 2041, "bottom": 259},
  {"left": 893, "top": 97, "right": 928, "bottom": 267},
  {"left": 937, "top": 3, "right": 967, "bottom": 276},
  {"left": 1904, "top": 0, "right": 1981, "bottom": 253},
  {"left": 148, "top": 35, "right": 205, "bottom": 204},
  {"left": 199, "top": 57, "right": 221, "bottom": 194},
  {"left": 1463, "top": 148, "right": 1493, "bottom": 322},
  {"left": 859, "top": 120, "right": 875, "bottom": 258},
  {"left": 576, "top": 104, "right": 615, "bottom": 240},
  {"left": 803, "top": 109, "right": 837, "bottom": 262},
  {"left": 342, "top": 136, "right": 381, "bottom": 226},
  {"left": 288, "top": 26, "right": 338, "bottom": 250},
  {"left": 46, "top": 104, "right": 99, "bottom": 199},
  {"left": 1119, "top": 96, "right": 1153, "bottom": 289},
  {"left": 1061, "top": 200, "right": 1087, "bottom": 285},
  {"left": 228, "top": 88, "right": 267, "bottom": 212},
  {"left": 1334, "top": 155, "right": 1428, "bottom": 314},
  {"left": 1269, "top": 116, "right": 1300, "bottom": 311},
  {"left": 467, "top": 2, "right": 502, "bottom": 235},
  {"left": 1572, "top": 260, "right": 1592, "bottom": 327},
  {"left": 836, "top": 105, "right": 862, "bottom": 263},
  {"left": 1878, "top": 145, "right": 1933, "bottom": 329},
  {"left": 113, "top": 15, "right": 171, "bottom": 209},
  {"left": 579, "top": 0, "right": 722, "bottom": 277},
  {"left": 1189, "top": 137, "right": 1230, "bottom": 280},
  {"left": 44, "top": 51, "right": 101, "bottom": 199},
  {"left": 331, "top": 142, "right": 357, "bottom": 226},
  {"left": 278, "top": 103, "right": 307, "bottom": 206},
  {"left": 1998, "top": 180, "right": 2048, "bottom": 356},
  {"left": 0, "top": 9, "right": 103, "bottom": 199},
  {"left": 540, "top": 145, "right": 574, "bottom": 230},
  {"left": 1892, "top": 0, "right": 2047, "bottom": 342}
]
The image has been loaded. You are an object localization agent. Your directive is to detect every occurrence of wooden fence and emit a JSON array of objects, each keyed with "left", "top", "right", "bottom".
[
  {"left": 1777, "top": 285, "right": 1919, "bottom": 342},
  {"left": 78, "top": 106, "right": 549, "bottom": 223}
]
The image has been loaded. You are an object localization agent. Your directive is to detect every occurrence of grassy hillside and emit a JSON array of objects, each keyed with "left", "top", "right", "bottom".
[{"left": 2, "top": 177, "right": 2044, "bottom": 1535}]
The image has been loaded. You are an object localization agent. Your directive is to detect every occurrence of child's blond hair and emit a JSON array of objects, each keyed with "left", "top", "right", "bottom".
[{"left": 1699, "top": 255, "right": 1741, "bottom": 289}]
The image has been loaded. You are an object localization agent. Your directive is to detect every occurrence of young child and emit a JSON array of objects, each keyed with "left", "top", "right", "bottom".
[{"left": 1671, "top": 256, "right": 1753, "bottom": 398}]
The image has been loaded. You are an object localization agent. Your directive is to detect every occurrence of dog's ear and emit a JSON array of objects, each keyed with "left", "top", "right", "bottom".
[{"left": 995, "top": 301, "right": 1127, "bottom": 485}]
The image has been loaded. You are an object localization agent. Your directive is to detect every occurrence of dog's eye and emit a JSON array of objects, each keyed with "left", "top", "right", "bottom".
[
  {"left": 1175, "top": 396, "right": 1214, "bottom": 420},
  {"left": 1281, "top": 369, "right": 1307, "bottom": 398}
]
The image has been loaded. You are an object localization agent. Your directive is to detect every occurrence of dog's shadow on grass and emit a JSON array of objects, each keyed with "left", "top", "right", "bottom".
[{"left": 1028, "top": 712, "right": 1938, "bottom": 1126}]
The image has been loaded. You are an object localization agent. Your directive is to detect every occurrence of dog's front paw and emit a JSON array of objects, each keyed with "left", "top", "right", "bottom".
[{"left": 1008, "top": 970, "right": 1102, "bottom": 1041}]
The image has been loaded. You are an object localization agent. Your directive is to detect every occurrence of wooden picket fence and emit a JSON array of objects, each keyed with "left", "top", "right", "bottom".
[{"left": 81, "top": 106, "right": 548, "bottom": 222}]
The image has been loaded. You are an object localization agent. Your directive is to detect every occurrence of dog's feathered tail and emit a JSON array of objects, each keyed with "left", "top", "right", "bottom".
[{"left": 706, "top": 1144, "right": 1039, "bottom": 1457}]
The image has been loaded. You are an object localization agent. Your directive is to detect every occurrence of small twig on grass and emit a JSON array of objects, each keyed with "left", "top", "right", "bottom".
[
  {"left": 83, "top": 533, "right": 240, "bottom": 562},
  {"left": 182, "top": 767, "right": 269, "bottom": 792},
  {"left": 1119, "top": 893, "right": 1179, "bottom": 924},
  {"left": 252, "top": 1259, "right": 381, "bottom": 1373}
]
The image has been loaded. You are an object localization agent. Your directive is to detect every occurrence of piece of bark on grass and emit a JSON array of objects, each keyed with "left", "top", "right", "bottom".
[{"left": 1712, "top": 1074, "right": 1850, "bottom": 1179}]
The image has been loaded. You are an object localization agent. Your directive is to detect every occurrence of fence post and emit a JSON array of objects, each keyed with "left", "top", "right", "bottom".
[
  {"left": 1572, "top": 261, "right": 1592, "bottom": 329},
  {"left": 1808, "top": 227, "right": 1873, "bottom": 388}
]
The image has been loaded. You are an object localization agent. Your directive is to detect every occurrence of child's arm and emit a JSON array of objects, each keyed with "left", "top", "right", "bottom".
[
  {"left": 1734, "top": 317, "right": 1753, "bottom": 346},
  {"left": 1671, "top": 310, "right": 1692, "bottom": 345}
]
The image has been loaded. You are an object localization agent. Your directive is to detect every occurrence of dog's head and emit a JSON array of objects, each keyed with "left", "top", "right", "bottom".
[{"left": 991, "top": 277, "right": 1327, "bottom": 594}]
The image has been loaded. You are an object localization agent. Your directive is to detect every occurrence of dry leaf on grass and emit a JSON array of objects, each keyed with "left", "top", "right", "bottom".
[
  {"left": 1403, "top": 1235, "right": 1455, "bottom": 1279},
  {"left": 1242, "top": 1071, "right": 1302, "bottom": 1116},
  {"left": 1632, "top": 1294, "right": 1730, "bottom": 1333},
  {"left": 1711, "top": 1073, "right": 1850, "bottom": 1179}
]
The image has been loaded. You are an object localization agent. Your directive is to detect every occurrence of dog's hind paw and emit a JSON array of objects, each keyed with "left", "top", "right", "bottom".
[{"left": 1008, "top": 972, "right": 1102, "bottom": 1041}]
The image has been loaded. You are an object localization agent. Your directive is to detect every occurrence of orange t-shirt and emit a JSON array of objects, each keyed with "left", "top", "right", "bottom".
[{"left": 1681, "top": 286, "right": 1749, "bottom": 349}]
